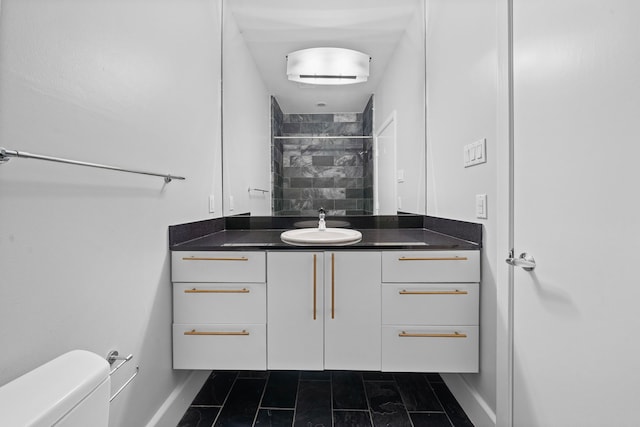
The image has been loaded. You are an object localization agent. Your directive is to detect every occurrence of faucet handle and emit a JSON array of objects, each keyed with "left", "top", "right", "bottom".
[{"left": 318, "top": 207, "right": 326, "bottom": 231}]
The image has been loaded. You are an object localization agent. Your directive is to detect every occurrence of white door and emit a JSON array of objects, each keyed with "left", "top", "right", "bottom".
[
  {"left": 267, "top": 251, "right": 324, "bottom": 370},
  {"left": 375, "top": 112, "right": 397, "bottom": 215},
  {"left": 510, "top": 1, "right": 640, "bottom": 426},
  {"left": 324, "top": 251, "right": 381, "bottom": 370}
]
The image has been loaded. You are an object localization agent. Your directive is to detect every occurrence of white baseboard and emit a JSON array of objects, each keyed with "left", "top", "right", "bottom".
[
  {"left": 145, "top": 370, "right": 211, "bottom": 427},
  {"left": 441, "top": 373, "right": 496, "bottom": 427}
]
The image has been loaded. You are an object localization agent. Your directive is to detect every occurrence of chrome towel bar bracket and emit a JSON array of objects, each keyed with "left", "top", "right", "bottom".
[
  {"left": 107, "top": 350, "right": 133, "bottom": 374},
  {"left": 106, "top": 350, "right": 139, "bottom": 403}
]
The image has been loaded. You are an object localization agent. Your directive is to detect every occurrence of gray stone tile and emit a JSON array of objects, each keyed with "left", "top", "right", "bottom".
[
  {"left": 364, "top": 381, "right": 412, "bottom": 427},
  {"left": 177, "top": 406, "right": 220, "bottom": 427},
  {"left": 335, "top": 177, "right": 362, "bottom": 189},
  {"left": 283, "top": 188, "right": 301, "bottom": 199},
  {"left": 409, "top": 412, "right": 453, "bottom": 427},
  {"left": 294, "top": 380, "right": 332, "bottom": 427},
  {"left": 344, "top": 166, "right": 364, "bottom": 178},
  {"left": 312, "top": 155, "right": 335, "bottom": 166},
  {"left": 334, "top": 113, "right": 359, "bottom": 122},
  {"left": 290, "top": 177, "right": 313, "bottom": 188},
  {"left": 335, "top": 199, "right": 357, "bottom": 210},
  {"left": 336, "top": 155, "right": 359, "bottom": 166},
  {"left": 332, "top": 372, "right": 367, "bottom": 410},
  {"left": 289, "top": 155, "right": 312, "bottom": 167},
  {"left": 394, "top": 373, "right": 443, "bottom": 412},
  {"left": 255, "top": 409, "right": 295, "bottom": 426},
  {"left": 313, "top": 177, "right": 334, "bottom": 188},
  {"left": 261, "top": 372, "right": 299, "bottom": 409},
  {"left": 334, "top": 410, "right": 373, "bottom": 427},
  {"left": 191, "top": 371, "right": 237, "bottom": 405}
]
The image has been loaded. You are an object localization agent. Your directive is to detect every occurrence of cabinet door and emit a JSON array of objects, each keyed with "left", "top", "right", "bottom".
[
  {"left": 267, "top": 251, "right": 324, "bottom": 370},
  {"left": 324, "top": 251, "right": 381, "bottom": 371}
]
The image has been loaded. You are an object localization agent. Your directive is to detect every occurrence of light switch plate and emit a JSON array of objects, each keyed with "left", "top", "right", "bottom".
[
  {"left": 476, "top": 194, "right": 487, "bottom": 219},
  {"left": 464, "top": 138, "right": 487, "bottom": 168}
]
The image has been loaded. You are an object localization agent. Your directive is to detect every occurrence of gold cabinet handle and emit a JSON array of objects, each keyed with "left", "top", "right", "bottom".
[
  {"left": 184, "top": 329, "right": 249, "bottom": 336},
  {"left": 182, "top": 256, "right": 248, "bottom": 261},
  {"left": 331, "top": 253, "right": 335, "bottom": 319},
  {"left": 184, "top": 288, "right": 250, "bottom": 294},
  {"left": 398, "top": 256, "right": 468, "bottom": 261},
  {"left": 399, "top": 290, "right": 468, "bottom": 295},
  {"left": 313, "top": 254, "right": 317, "bottom": 320},
  {"left": 399, "top": 331, "right": 467, "bottom": 338}
]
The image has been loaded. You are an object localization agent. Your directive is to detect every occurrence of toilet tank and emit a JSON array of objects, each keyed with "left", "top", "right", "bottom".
[{"left": 0, "top": 350, "right": 110, "bottom": 427}]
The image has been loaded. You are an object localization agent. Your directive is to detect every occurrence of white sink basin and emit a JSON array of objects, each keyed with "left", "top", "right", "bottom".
[{"left": 280, "top": 228, "right": 362, "bottom": 246}]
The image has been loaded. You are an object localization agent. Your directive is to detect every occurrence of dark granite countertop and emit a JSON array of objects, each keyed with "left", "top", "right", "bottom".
[{"left": 169, "top": 215, "right": 481, "bottom": 251}]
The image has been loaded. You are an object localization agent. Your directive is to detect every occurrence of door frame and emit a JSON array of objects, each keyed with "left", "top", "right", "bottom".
[
  {"left": 496, "top": 0, "right": 514, "bottom": 426},
  {"left": 374, "top": 111, "right": 397, "bottom": 215}
]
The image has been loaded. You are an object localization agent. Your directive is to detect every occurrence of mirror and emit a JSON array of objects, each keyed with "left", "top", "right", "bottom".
[{"left": 222, "top": 0, "right": 425, "bottom": 216}]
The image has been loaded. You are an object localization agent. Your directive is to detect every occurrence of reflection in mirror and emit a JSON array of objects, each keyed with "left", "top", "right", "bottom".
[
  {"left": 271, "top": 95, "right": 374, "bottom": 215},
  {"left": 222, "top": 0, "right": 425, "bottom": 217}
]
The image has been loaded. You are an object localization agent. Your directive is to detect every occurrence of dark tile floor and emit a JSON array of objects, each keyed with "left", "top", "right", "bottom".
[{"left": 177, "top": 371, "right": 474, "bottom": 427}]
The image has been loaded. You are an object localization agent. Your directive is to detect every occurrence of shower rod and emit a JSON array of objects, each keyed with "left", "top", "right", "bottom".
[
  {"left": 273, "top": 135, "right": 373, "bottom": 139},
  {"left": 0, "top": 147, "right": 185, "bottom": 183}
]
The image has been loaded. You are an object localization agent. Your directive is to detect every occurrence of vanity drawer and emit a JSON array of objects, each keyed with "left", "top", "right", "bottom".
[
  {"left": 382, "top": 283, "right": 478, "bottom": 325},
  {"left": 382, "top": 250, "right": 480, "bottom": 283},
  {"left": 381, "top": 326, "right": 478, "bottom": 373},
  {"left": 173, "top": 283, "right": 266, "bottom": 324},
  {"left": 172, "top": 251, "right": 266, "bottom": 283},
  {"left": 172, "top": 323, "right": 266, "bottom": 370}
]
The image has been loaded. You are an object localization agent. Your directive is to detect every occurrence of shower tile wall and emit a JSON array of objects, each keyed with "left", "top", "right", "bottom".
[
  {"left": 272, "top": 96, "right": 374, "bottom": 216},
  {"left": 362, "top": 96, "right": 374, "bottom": 215},
  {"left": 271, "top": 97, "right": 285, "bottom": 214}
]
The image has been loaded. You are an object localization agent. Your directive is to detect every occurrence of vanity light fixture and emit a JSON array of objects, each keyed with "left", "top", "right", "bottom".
[{"left": 286, "top": 47, "right": 370, "bottom": 85}]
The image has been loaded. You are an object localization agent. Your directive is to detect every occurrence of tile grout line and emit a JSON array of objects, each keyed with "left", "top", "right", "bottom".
[
  {"left": 291, "top": 371, "right": 301, "bottom": 427},
  {"left": 425, "top": 373, "right": 456, "bottom": 427},
  {"left": 210, "top": 371, "right": 239, "bottom": 427},
  {"left": 329, "top": 371, "right": 335, "bottom": 427},
  {"left": 251, "top": 371, "right": 271, "bottom": 427},
  {"left": 392, "top": 373, "right": 416, "bottom": 427},
  {"left": 360, "top": 372, "right": 376, "bottom": 427}
]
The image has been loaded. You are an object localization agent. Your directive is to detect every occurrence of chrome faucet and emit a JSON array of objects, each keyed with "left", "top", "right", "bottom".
[{"left": 318, "top": 207, "right": 326, "bottom": 231}]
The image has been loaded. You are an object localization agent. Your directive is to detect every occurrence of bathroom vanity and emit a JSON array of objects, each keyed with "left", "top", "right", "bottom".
[{"left": 169, "top": 215, "right": 481, "bottom": 373}]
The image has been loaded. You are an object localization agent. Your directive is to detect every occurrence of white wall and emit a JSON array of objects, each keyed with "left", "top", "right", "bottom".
[
  {"left": 222, "top": 5, "right": 271, "bottom": 216},
  {"left": 0, "top": 1, "right": 222, "bottom": 426},
  {"left": 374, "top": 5, "right": 426, "bottom": 215},
  {"left": 425, "top": 0, "right": 498, "bottom": 423}
]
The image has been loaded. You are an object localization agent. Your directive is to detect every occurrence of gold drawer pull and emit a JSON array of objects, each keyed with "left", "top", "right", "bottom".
[
  {"left": 182, "top": 256, "right": 249, "bottom": 261},
  {"left": 331, "top": 253, "right": 335, "bottom": 319},
  {"left": 184, "top": 329, "right": 249, "bottom": 336},
  {"left": 313, "top": 254, "right": 317, "bottom": 320},
  {"left": 184, "top": 288, "right": 250, "bottom": 294},
  {"left": 399, "top": 290, "right": 468, "bottom": 295},
  {"left": 398, "top": 256, "right": 468, "bottom": 261},
  {"left": 399, "top": 331, "right": 467, "bottom": 338}
]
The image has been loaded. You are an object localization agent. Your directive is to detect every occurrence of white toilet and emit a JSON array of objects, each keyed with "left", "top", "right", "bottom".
[{"left": 0, "top": 350, "right": 110, "bottom": 427}]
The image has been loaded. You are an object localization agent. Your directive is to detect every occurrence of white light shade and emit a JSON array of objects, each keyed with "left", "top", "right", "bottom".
[{"left": 286, "top": 47, "right": 370, "bottom": 85}]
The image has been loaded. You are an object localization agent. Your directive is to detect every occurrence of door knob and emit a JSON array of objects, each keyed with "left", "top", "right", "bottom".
[{"left": 506, "top": 251, "right": 536, "bottom": 271}]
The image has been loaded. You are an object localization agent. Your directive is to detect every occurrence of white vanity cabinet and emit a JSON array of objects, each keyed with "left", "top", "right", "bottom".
[
  {"left": 170, "top": 247, "right": 480, "bottom": 373},
  {"left": 266, "top": 251, "right": 381, "bottom": 371},
  {"left": 171, "top": 251, "right": 267, "bottom": 370},
  {"left": 381, "top": 250, "right": 480, "bottom": 372}
]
